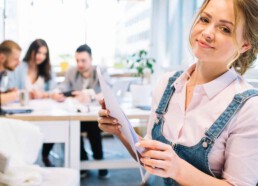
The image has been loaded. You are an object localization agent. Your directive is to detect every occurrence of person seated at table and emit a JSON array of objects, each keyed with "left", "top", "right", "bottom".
[
  {"left": 9, "top": 39, "right": 57, "bottom": 99},
  {"left": 9, "top": 39, "right": 59, "bottom": 167},
  {"left": 52, "top": 44, "right": 110, "bottom": 179},
  {"left": 0, "top": 40, "right": 21, "bottom": 105}
]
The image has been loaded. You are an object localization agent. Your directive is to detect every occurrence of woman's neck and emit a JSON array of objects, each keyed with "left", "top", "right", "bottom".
[
  {"left": 190, "top": 62, "right": 228, "bottom": 85},
  {"left": 28, "top": 60, "right": 37, "bottom": 70}
]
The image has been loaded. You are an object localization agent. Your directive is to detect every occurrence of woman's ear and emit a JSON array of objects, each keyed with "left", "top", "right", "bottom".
[{"left": 240, "top": 41, "right": 252, "bottom": 54}]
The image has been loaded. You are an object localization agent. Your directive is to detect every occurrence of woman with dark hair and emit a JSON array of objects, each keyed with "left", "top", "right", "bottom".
[
  {"left": 10, "top": 39, "right": 57, "bottom": 167},
  {"left": 11, "top": 39, "right": 56, "bottom": 99}
]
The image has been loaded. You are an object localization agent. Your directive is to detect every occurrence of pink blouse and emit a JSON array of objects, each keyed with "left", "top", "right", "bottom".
[{"left": 146, "top": 64, "right": 258, "bottom": 185}]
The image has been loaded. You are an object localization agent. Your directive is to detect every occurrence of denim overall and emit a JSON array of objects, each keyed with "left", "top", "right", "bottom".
[{"left": 151, "top": 71, "right": 258, "bottom": 186}]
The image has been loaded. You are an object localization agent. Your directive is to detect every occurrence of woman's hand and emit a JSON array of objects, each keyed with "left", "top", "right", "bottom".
[
  {"left": 30, "top": 90, "right": 45, "bottom": 99},
  {"left": 136, "top": 140, "right": 181, "bottom": 180},
  {"left": 97, "top": 99, "right": 122, "bottom": 136}
]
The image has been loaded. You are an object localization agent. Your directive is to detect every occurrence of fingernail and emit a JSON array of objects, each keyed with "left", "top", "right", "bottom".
[
  {"left": 113, "top": 119, "right": 117, "bottom": 123},
  {"left": 106, "top": 110, "right": 109, "bottom": 116},
  {"left": 135, "top": 142, "right": 141, "bottom": 147},
  {"left": 117, "top": 125, "right": 121, "bottom": 130}
]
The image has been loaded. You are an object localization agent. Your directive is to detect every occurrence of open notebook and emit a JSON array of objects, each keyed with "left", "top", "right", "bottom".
[{"left": 97, "top": 67, "right": 145, "bottom": 183}]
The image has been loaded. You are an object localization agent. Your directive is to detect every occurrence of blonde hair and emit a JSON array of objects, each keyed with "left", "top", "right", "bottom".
[{"left": 190, "top": 0, "right": 258, "bottom": 75}]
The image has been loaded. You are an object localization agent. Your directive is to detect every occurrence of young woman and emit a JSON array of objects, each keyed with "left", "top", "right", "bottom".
[
  {"left": 10, "top": 39, "right": 57, "bottom": 166},
  {"left": 98, "top": 0, "right": 258, "bottom": 185},
  {"left": 10, "top": 39, "right": 56, "bottom": 99}
]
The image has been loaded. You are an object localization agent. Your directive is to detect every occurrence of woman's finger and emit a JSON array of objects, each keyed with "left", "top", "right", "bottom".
[
  {"left": 99, "top": 99, "right": 106, "bottom": 109},
  {"left": 97, "top": 116, "right": 118, "bottom": 125},
  {"left": 98, "top": 123, "right": 121, "bottom": 133},
  {"left": 136, "top": 140, "right": 170, "bottom": 151},
  {"left": 98, "top": 109, "right": 110, "bottom": 117},
  {"left": 143, "top": 164, "right": 165, "bottom": 178},
  {"left": 141, "top": 157, "right": 167, "bottom": 170},
  {"left": 141, "top": 149, "right": 168, "bottom": 160}
]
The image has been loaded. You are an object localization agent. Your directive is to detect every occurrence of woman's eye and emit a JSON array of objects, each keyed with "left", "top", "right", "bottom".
[
  {"left": 220, "top": 26, "right": 231, "bottom": 34},
  {"left": 200, "top": 17, "right": 209, "bottom": 23}
]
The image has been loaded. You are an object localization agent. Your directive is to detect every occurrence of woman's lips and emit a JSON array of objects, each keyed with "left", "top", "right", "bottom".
[{"left": 197, "top": 40, "right": 214, "bottom": 49}]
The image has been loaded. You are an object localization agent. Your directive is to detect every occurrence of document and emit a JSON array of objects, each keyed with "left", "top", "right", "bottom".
[{"left": 97, "top": 67, "right": 145, "bottom": 182}]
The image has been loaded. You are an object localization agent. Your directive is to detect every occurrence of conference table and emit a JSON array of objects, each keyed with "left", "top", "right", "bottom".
[{"left": 2, "top": 98, "right": 150, "bottom": 171}]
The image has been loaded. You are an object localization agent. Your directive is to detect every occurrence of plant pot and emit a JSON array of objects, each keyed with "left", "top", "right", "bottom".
[{"left": 130, "top": 84, "right": 151, "bottom": 107}]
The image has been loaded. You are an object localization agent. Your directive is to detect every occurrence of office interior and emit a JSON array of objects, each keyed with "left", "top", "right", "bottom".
[{"left": 0, "top": 0, "right": 258, "bottom": 186}]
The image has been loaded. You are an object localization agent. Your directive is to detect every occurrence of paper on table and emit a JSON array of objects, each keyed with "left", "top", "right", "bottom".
[{"left": 97, "top": 67, "right": 145, "bottom": 182}]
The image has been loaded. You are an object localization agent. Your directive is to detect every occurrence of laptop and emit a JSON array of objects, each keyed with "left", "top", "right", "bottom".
[
  {"left": 111, "top": 80, "right": 151, "bottom": 110},
  {"left": 111, "top": 80, "right": 130, "bottom": 100}
]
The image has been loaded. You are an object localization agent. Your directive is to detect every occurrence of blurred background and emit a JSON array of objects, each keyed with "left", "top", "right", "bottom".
[{"left": 3, "top": 0, "right": 257, "bottom": 85}]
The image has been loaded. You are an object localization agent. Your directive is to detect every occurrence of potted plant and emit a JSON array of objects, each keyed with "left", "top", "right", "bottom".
[
  {"left": 126, "top": 49, "right": 156, "bottom": 84},
  {"left": 126, "top": 50, "right": 156, "bottom": 107}
]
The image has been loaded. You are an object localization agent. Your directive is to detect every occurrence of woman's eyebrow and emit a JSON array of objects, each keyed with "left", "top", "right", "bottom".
[{"left": 202, "top": 11, "right": 234, "bottom": 26}]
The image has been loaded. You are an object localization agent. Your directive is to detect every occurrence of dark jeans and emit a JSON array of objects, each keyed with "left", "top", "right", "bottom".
[
  {"left": 80, "top": 121, "right": 103, "bottom": 160},
  {"left": 42, "top": 121, "right": 103, "bottom": 160}
]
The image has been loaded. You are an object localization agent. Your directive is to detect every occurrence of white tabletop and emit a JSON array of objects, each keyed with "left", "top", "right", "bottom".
[{"left": 2, "top": 98, "right": 150, "bottom": 121}]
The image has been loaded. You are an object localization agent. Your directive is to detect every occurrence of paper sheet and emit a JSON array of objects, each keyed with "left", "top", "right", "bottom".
[{"left": 97, "top": 67, "right": 145, "bottom": 182}]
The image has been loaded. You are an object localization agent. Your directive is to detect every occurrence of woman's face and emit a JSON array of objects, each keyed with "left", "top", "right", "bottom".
[
  {"left": 35, "top": 46, "right": 48, "bottom": 65},
  {"left": 190, "top": 0, "right": 247, "bottom": 67}
]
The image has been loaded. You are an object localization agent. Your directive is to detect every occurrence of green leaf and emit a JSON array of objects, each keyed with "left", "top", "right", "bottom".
[
  {"left": 139, "top": 50, "right": 147, "bottom": 58},
  {"left": 146, "top": 61, "right": 153, "bottom": 69},
  {"left": 136, "top": 66, "right": 143, "bottom": 76},
  {"left": 136, "top": 59, "right": 141, "bottom": 63},
  {"left": 126, "top": 49, "right": 156, "bottom": 76}
]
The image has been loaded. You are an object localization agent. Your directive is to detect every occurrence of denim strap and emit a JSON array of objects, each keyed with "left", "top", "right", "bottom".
[
  {"left": 205, "top": 89, "right": 258, "bottom": 141},
  {"left": 156, "top": 71, "right": 183, "bottom": 116}
]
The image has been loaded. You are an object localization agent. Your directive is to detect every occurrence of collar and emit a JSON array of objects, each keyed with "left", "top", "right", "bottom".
[
  {"left": 75, "top": 66, "right": 95, "bottom": 80},
  {"left": 173, "top": 63, "right": 196, "bottom": 91},
  {"left": 203, "top": 68, "right": 238, "bottom": 99},
  {"left": 172, "top": 63, "right": 238, "bottom": 100}
]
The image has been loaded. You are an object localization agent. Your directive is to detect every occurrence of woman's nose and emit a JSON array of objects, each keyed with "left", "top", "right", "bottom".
[{"left": 201, "top": 25, "right": 215, "bottom": 42}]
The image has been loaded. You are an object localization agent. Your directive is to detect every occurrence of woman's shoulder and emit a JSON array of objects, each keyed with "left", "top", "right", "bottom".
[
  {"left": 12, "top": 61, "right": 28, "bottom": 76},
  {"left": 228, "top": 77, "right": 258, "bottom": 130},
  {"left": 152, "top": 71, "right": 182, "bottom": 99},
  {"left": 157, "top": 71, "right": 183, "bottom": 85},
  {"left": 16, "top": 61, "right": 28, "bottom": 70},
  {"left": 231, "top": 75, "right": 258, "bottom": 107},
  {"left": 159, "top": 71, "right": 180, "bottom": 81}
]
